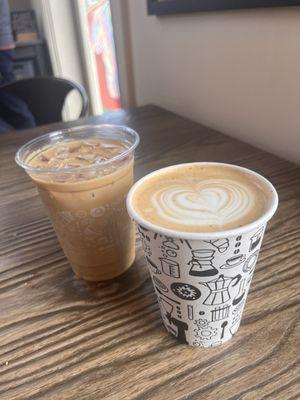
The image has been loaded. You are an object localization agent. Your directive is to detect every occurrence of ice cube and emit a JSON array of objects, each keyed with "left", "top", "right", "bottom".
[
  {"left": 69, "top": 145, "right": 81, "bottom": 153},
  {"left": 39, "top": 154, "right": 49, "bottom": 162}
]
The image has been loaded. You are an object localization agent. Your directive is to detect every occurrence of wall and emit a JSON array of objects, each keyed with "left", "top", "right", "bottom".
[
  {"left": 30, "top": 0, "right": 45, "bottom": 38},
  {"left": 127, "top": 1, "right": 300, "bottom": 164},
  {"left": 111, "top": 0, "right": 135, "bottom": 107}
]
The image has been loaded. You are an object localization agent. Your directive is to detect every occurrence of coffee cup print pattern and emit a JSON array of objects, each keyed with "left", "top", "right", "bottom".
[{"left": 138, "top": 225, "right": 266, "bottom": 347}]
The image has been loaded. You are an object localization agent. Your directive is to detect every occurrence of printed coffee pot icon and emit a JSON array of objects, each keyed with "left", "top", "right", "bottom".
[
  {"left": 188, "top": 249, "right": 218, "bottom": 277},
  {"left": 202, "top": 274, "right": 242, "bottom": 305}
]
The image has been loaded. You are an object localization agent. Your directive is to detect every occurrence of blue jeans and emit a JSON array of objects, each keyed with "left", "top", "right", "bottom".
[
  {"left": 0, "top": 49, "right": 36, "bottom": 132},
  {"left": 0, "top": 49, "right": 15, "bottom": 84},
  {"left": 0, "top": 90, "right": 36, "bottom": 131}
]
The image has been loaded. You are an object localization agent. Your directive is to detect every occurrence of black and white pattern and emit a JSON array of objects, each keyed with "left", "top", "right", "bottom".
[{"left": 138, "top": 224, "right": 266, "bottom": 347}]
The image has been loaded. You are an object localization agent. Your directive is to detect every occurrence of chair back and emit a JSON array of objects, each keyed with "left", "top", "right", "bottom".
[{"left": 1, "top": 76, "right": 89, "bottom": 125}]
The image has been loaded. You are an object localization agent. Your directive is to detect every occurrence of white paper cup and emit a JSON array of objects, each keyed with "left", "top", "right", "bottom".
[{"left": 127, "top": 163, "right": 278, "bottom": 347}]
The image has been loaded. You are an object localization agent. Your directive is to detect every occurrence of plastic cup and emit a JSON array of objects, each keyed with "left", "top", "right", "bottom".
[
  {"left": 16, "top": 124, "right": 139, "bottom": 281},
  {"left": 127, "top": 163, "right": 278, "bottom": 347}
]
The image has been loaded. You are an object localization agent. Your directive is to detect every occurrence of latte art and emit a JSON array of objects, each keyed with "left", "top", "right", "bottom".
[
  {"left": 152, "top": 179, "right": 254, "bottom": 227},
  {"left": 130, "top": 163, "right": 270, "bottom": 233}
]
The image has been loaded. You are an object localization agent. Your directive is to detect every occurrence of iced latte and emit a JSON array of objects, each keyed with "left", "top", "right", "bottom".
[{"left": 16, "top": 125, "right": 139, "bottom": 281}]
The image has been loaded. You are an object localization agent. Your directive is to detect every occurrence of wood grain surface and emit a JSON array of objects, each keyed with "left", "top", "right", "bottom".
[{"left": 0, "top": 105, "right": 299, "bottom": 400}]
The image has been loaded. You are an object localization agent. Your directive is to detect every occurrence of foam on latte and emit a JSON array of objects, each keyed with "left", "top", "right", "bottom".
[{"left": 131, "top": 164, "right": 272, "bottom": 233}]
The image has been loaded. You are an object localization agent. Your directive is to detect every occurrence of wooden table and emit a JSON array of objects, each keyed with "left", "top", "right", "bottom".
[{"left": 0, "top": 105, "right": 299, "bottom": 400}]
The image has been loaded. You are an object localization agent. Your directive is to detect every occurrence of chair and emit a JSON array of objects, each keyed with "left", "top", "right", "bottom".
[{"left": 0, "top": 76, "right": 89, "bottom": 126}]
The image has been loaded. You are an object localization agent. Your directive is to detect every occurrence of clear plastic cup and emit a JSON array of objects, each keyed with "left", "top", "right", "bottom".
[{"left": 16, "top": 124, "right": 139, "bottom": 281}]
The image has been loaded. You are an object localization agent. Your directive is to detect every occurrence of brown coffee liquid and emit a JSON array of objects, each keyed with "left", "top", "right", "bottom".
[
  {"left": 28, "top": 139, "right": 135, "bottom": 281},
  {"left": 132, "top": 164, "right": 271, "bottom": 233}
]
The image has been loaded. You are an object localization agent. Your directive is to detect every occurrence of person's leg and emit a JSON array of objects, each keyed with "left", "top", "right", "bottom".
[
  {"left": 0, "top": 116, "right": 13, "bottom": 133},
  {"left": 0, "top": 90, "right": 36, "bottom": 130},
  {"left": 0, "top": 49, "right": 15, "bottom": 84},
  {"left": 0, "top": 50, "right": 36, "bottom": 130}
]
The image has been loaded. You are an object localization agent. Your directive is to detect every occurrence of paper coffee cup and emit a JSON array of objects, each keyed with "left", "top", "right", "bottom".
[{"left": 127, "top": 163, "right": 278, "bottom": 347}]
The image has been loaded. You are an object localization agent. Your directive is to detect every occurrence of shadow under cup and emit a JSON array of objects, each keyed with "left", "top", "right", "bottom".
[
  {"left": 15, "top": 125, "right": 139, "bottom": 281},
  {"left": 126, "top": 163, "right": 278, "bottom": 348}
]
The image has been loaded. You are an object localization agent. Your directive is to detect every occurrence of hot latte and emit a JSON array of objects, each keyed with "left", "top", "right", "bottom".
[{"left": 130, "top": 163, "right": 272, "bottom": 233}]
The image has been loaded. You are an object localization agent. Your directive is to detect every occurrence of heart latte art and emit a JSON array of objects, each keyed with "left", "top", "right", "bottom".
[
  {"left": 152, "top": 179, "right": 254, "bottom": 227},
  {"left": 131, "top": 164, "right": 269, "bottom": 233}
]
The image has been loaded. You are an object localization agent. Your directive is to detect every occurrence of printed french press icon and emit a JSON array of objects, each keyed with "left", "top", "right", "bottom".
[{"left": 188, "top": 249, "right": 218, "bottom": 277}]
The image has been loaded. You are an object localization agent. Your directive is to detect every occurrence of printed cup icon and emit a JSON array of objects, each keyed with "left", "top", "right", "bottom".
[
  {"left": 159, "top": 257, "right": 180, "bottom": 278},
  {"left": 221, "top": 254, "right": 246, "bottom": 269},
  {"left": 226, "top": 255, "right": 245, "bottom": 266}
]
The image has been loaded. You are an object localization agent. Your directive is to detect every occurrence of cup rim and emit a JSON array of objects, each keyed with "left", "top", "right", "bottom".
[
  {"left": 15, "top": 124, "right": 140, "bottom": 174},
  {"left": 126, "top": 162, "right": 279, "bottom": 240}
]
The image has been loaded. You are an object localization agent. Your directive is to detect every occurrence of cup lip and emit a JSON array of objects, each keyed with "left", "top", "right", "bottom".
[
  {"left": 126, "top": 162, "right": 279, "bottom": 240},
  {"left": 15, "top": 124, "right": 140, "bottom": 174}
]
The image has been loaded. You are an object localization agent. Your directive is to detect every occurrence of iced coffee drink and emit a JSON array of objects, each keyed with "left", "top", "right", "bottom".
[{"left": 16, "top": 125, "right": 139, "bottom": 281}]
